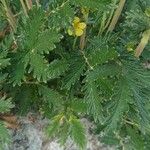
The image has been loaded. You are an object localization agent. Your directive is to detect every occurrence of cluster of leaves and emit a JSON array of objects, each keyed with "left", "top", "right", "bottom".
[
  {"left": 0, "top": 0, "right": 150, "bottom": 149},
  {"left": 0, "top": 9, "right": 14, "bottom": 148},
  {"left": 0, "top": 97, "right": 14, "bottom": 150}
]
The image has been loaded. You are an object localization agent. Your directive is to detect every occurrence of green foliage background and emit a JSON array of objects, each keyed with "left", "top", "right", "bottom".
[{"left": 0, "top": 0, "right": 150, "bottom": 149}]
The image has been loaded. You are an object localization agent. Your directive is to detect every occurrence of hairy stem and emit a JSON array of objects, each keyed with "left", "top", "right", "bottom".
[
  {"left": 80, "top": 50, "right": 93, "bottom": 70},
  {"left": 1, "top": 0, "right": 16, "bottom": 32},
  {"left": 35, "top": 0, "right": 40, "bottom": 7},
  {"left": 79, "top": 8, "right": 93, "bottom": 70},
  {"left": 124, "top": 119, "right": 139, "bottom": 128},
  {"left": 98, "top": 0, "right": 117, "bottom": 35},
  {"left": 103, "top": 0, "right": 117, "bottom": 31},
  {"left": 98, "top": 12, "right": 107, "bottom": 35},
  {"left": 20, "top": 0, "right": 28, "bottom": 17},
  {"left": 135, "top": 29, "right": 150, "bottom": 58},
  {"left": 73, "top": 37, "right": 77, "bottom": 50},
  {"left": 107, "top": 0, "right": 126, "bottom": 33},
  {"left": 25, "top": 0, "right": 32, "bottom": 10},
  {"left": 80, "top": 9, "right": 89, "bottom": 50}
]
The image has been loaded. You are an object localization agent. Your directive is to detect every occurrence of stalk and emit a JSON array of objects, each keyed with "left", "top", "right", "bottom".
[
  {"left": 25, "top": 0, "right": 32, "bottom": 10},
  {"left": 20, "top": 0, "right": 28, "bottom": 17},
  {"left": 1, "top": 0, "right": 16, "bottom": 32},
  {"left": 98, "top": 0, "right": 117, "bottom": 35},
  {"left": 73, "top": 37, "right": 77, "bottom": 50},
  {"left": 135, "top": 29, "right": 150, "bottom": 58},
  {"left": 79, "top": 9, "right": 89, "bottom": 50},
  {"left": 35, "top": 0, "right": 40, "bottom": 7},
  {"left": 98, "top": 12, "right": 107, "bottom": 35},
  {"left": 107, "top": 0, "right": 126, "bottom": 33},
  {"left": 104, "top": 0, "right": 117, "bottom": 29},
  {"left": 79, "top": 9, "right": 93, "bottom": 70}
]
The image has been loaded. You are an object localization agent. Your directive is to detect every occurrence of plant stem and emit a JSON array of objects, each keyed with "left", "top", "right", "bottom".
[
  {"left": 1, "top": 0, "right": 16, "bottom": 32},
  {"left": 102, "top": 0, "right": 117, "bottom": 33},
  {"left": 73, "top": 37, "right": 77, "bottom": 50},
  {"left": 79, "top": 8, "right": 93, "bottom": 70},
  {"left": 135, "top": 29, "right": 150, "bottom": 58},
  {"left": 124, "top": 119, "right": 139, "bottom": 128},
  {"left": 107, "top": 0, "right": 126, "bottom": 33},
  {"left": 25, "top": 0, "right": 32, "bottom": 10},
  {"left": 80, "top": 9, "right": 89, "bottom": 50},
  {"left": 35, "top": 0, "right": 40, "bottom": 7},
  {"left": 20, "top": 0, "right": 28, "bottom": 17},
  {"left": 80, "top": 50, "right": 93, "bottom": 70},
  {"left": 23, "top": 81, "right": 41, "bottom": 85},
  {"left": 98, "top": 12, "right": 107, "bottom": 35}
]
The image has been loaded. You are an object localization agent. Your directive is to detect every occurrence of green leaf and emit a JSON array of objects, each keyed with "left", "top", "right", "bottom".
[
  {"left": 28, "top": 52, "right": 49, "bottom": 82},
  {"left": 87, "top": 63, "right": 121, "bottom": 81},
  {"left": 0, "top": 122, "right": 10, "bottom": 150},
  {"left": 23, "top": 7, "right": 45, "bottom": 49},
  {"left": 83, "top": 78, "right": 103, "bottom": 122},
  {"left": 49, "top": 2, "right": 74, "bottom": 28},
  {"left": 96, "top": 78, "right": 114, "bottom": 97},
  {"left": 13, "top": 85, "right": 38, "bottom": 115},
  {"left": 132, "top": 89, "right": 150, "bottom": 132},
  {"left": 62, "top": 54, "right": 85, "bottom": 90},
  {"left": 35, "top": 29, "right": 62, "bottom": 54},
  {"left": 48, "top": 59, "right": 69, "bottom": 79},
  {"left": 0, "top": 50, "right": 10, "bottom": 69},
  {"left": 69, "top": 98, "right": 87, "bottom": 113},
  {"left": 38, "top": 85, "right": 63, "bottom": 107},
  {"left": 87, "top": 36, "right": 118, "bottom": 67},
  {"left": 88, "top": 48, "right": 118, "bottom": 67},
  {"left": 38, "top": 85, "right": 64, "bottom": 117},
  {"left": 0, "top": 97, "right": 14, "bottom": 113},
  {"left": 123, "top": 60, "right": 150, "bottom": 132},
  {"left": 105, "top": 77, "right": 129, "bottom": 132},
  {"left": 72, "top": 0, "right": 108, "bottom": 9},
  {"left": 59, "top": 121, "right": 69, "bottom": 145},
  {"left": 0, "top": 34, "right": 13, "bottom": 71},
  {"left": 101, "top": 133, "right": 120, "bottom": 146},
  {"left": 46, "top": 114, "right": 62, "bottom": 137},
  {"left": 10, "top": 61, "right": 25, "bottom": 86},
  {"left": 70, "top": 117, "right": 86, "bottom": 149},
  {"left": 0, "top": 72, "right": 7, "bottom": 83},
  {"left": 126, "top": 126, "right": 144, "bottom": 150}
]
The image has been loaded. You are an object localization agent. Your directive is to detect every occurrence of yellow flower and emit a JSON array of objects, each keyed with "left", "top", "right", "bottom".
[{"left": 67, "top": 17, "right": 86, "bottom": 37}]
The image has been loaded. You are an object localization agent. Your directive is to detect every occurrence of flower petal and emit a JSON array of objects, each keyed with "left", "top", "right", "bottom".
[
  {"left": 78, "top": 22, "right": 86, "bottom": 29},
  {"left": 73, "top": 17, "right": 80, "bottom": 24},
  {"left": 75, "top": 28, "right": 83, "bottom": 36},
  {"left": 68, "top": 28, "right": 73, "bottom": 36}
]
